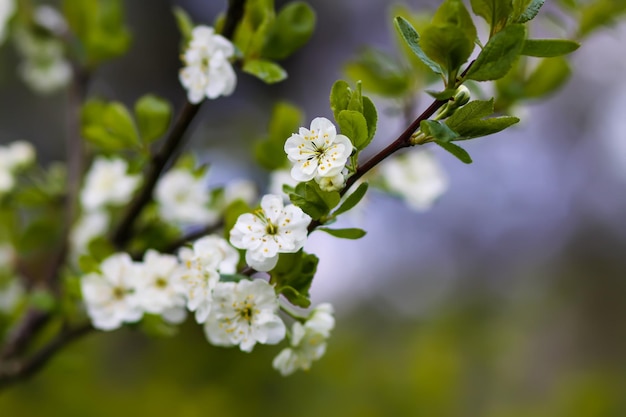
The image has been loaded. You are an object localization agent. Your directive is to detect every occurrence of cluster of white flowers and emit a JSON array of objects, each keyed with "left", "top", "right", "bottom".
[
  {"left": 379, "top": 150, "right": 449, "bottom": 211},
  {"left": 13, "top": 6, "right": 71, "bottom": 94},
  {"left": 80, "top": 234, "right": 328, "bottom": 360},
  {"left": 284, "top": 117, "right": 353, "bottom": 192},
  {"left": 0, "top": 140, "right": 35, "bottom": 195},
  {"left": 273, "top": 303, "right": 335, "bottom": 376},
  {"left": 81, "top": 235, "right": 238, "bottom": 331},
  {"left": 0, "top": 0, "right": 14, "bottom": 45},
  {"left": 230, "top": 194, "right": 311, "bottom": 272},
  {"left": 179, "top": 26, "right": 236, "bottom": 103}
]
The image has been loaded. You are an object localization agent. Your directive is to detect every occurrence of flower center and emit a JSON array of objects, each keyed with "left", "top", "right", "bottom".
[
  {"left": 112, "top": 286, "right": 126, "bottom": 300},
  {"left": 155, "top": 277, "right": 168, "bottom": 289},
  {"left": 265, "top": 222, "right": 278, "bottom": 235}
]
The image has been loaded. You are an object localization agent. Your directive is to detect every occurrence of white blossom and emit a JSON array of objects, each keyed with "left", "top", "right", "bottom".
[
  {"left": 379, "top": 150, "right": 448, "bottom": 211},
  {"left": 223, "top": 179, "right": 257, "bottom": 207},
  {"left": 0, "top": 141, "right": 35, "bottom": 195},
  {"left": 204, "top": 279, "right": 286, "bottom": 352},
  {"left": 317, "top": 171, "right": 345, "bottom": 192},
  {"left": 0, "top": 0, "right": 15, "bottom": 44},
  {"left": 230, "top": 194, "right": 310, "bottom": 272},
  {"left": 34, "top": 5, "right": 67, "bottom": 34},
  {"left": 284, "top": 117, "right": 353, "bottom": 183},
  {"left": 13, "top": 24, "right": 71, "bottom": 94},
  {"left": 80, "top": 157, "right": 140, "bottom": 212},
  {"left": 0, "top": 279, "right": 24, "bottom": 314},
  {"left": 177, "top": 235, "right": 239, "bottom": 323},
  {"left": 179, "top": 26, "right": 236, "bottom": 103},
  {"left": 272, "top": 303, "right": 335, "bottom": 376},
  {"left": 69, "top": 211, "right": 109, "bottom": 257},
  {"left": 80, "top": 253, "right": 143, "bottom": 331},
  {"left": 135, "top": 250, "right": 187, "bottom": 323},
  {"left": 155, "top": 168, "right": 217, "bottom": 225}
]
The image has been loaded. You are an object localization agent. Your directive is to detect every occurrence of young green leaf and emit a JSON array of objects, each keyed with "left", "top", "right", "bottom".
[
  {"left": 433, "top": 0, "right": 477, "bottom": 43},
  {"left": 344, "top": 48, "right": 411, "bottom": 97},
  {"left": 337, "top": 110, "right": 369, "bottom": 150},
  {"left": 333, "top": 182, "right": 369, "bottom": 217},
  {"left": 262, "top": 2, "right": 316, "bottom": 60},
  {"left": 516, "top": 0, "right": 545, "bottom": 23},
  {"left": 470, "top": 0, "right": 513, "bottom": 34},
  {"left": 362, "top": 96, "right": 378, "bottom": 142},
  {"left": 452, "top": 116, "right": 520, "bottom": 140},
  {"left": 134, "top": 95, "right": 172, "bottom": 143},
  {"left": 393, "top": 16, "right": 443, "bottom": 75},
  {"left": 420, "top": 120, "right": 459, "bottom": 142},
  {"left": 289, "top": 182, "right": 340, "bottom": 220},
  {"left": 521, "top": 39, "right": 580, "bottom": 57},
  {"left": 436, "top": 140, "right": 473, "bottom": 163},
  {"left": 242, "top": 59, "right": 288, "bottom": 84},
  {"left": 271, "top": 251, "right": 319, "bottom": 308},
  {"left": 330, "top": 80, "right": 352, "bottom": 120},
  {"left": 172, "top": 6, "right": 194, "bottom": 43},
  {"left": 446, "top": 99, "right": 495, "bottom": 129},
  {"left": 465, "top": 24, "right": 526, "bottom": 81},
  {"left": 420, "top": 24, "right": 474, "bottom": 75},
  {"left": 318, "top": 227, "right": 367, "bottom": 240},
  {"left": 102, "top": 102, "right": 139, "bottom": 145}
]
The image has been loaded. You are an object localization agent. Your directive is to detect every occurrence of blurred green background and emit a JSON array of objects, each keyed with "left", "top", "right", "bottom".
[{"left": 2, "top": 0, "right": 626, "bottom": 415}]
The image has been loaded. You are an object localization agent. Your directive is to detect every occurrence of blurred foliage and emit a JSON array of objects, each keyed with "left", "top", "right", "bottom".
[{"left": 2, "top": 271, "right": 625, "bottom": 416}]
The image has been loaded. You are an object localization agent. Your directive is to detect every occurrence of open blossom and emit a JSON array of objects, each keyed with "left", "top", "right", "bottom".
[
  {"left": 80, "top": 253, "right": 143, "bottom": 331},
  {"left": 0, "top": 0, "right": 15, "bottom": 44},
  {"left": 272, "top": 303, "right": 335, "bottom": 376},
  {"left": 379, "top": 150, "right": 448, "bottom": 211},
  {"left": 155, "top": 168, "right": 217, "bottom": 225},
  {"left": 204, "top": 279, "right": 286, "bottom": 352},
  {"left": 179, "top": 25, "right": 236, "bottom": 103},
  {"left": 284, "top": 117, "right": 353, "bottom": 182},
  {"left": 230, "top": 194, "right": 310, "bottom": 272},
  {"left": 177, "top": 235, "right": 239, "bottom": 323},
  {"left": 80, "top": 157, "right": 140, "bottom": 211},
  {"left": 0, "top": 140, "right": 35, "bottom": 194},
  {"left": 135, "top": 250, "right": 187, "bottom": 323},
  {"left": 69, "top": 211, "right": 109, "bottom": 258}
]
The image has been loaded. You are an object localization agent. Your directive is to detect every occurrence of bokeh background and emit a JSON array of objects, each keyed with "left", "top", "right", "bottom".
[{"left": 1, "top": 0, "right": 626, "bottom": 415}]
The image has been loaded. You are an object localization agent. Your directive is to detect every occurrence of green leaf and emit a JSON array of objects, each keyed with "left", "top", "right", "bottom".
[
  {"left": 271, "top": 251, "right": 319, "bottom": 308},
  {"left": 446, "top": 99, "right": 495, "bottom": 130},
  {"left": 523, "top": 57, "right": 571, "bottom": 98},
  {"left": 172, "top": 6, "right": 194, "bottom": 43},
  {"left": 420, "top": 24, "right": 474, "bottom": 74},
  {"left": 436, "top": 140, "right": 473, "bottom": 163},
  {"left": 362, "top": 96, "right": 378, "bottom": 142},
  {"left": 465, "top": 24, "right": 526, "bottom": 81},
  {"left": 420, "top": 120, "right": 459, "bottom": 142},
  {"left": 219, "top": 274, "right": 248, "bottom": 283},
  {"left": 453, "top": 116, "right": 519, "bottom": 140},
  {"left": 330, "top": 80, "right": 352, "bottom": 120},
  {"left": 318, "top": 227, "right": 367, "bottom": 240},
  {"left": 516, "top": 0, "right": 545, "bottom": 23},
  {"left": 470, "top": 0, "right": 513, "bottom": 33},
  {"left": 268, "top": 102, "right": 302, "bottom": 142},
  {"left": 242, "top": 59, "right": 287, "bottom": 84},
  {"left": 433, "top": 0, "right": 477, "bottom": 43},
  {"left": 289, "top": 182, "right": 340, "bottom": 220},
  {"left": 103, "top": 102, "right": 139, "bottom": 144},
  {"left": 63, "top": 0, "right": 131, "bottom": 66},
  {"left": 134, "top": 95, "right": 172, "bottom": 143},
  {"left": 445, "top": 99, "right": 519, "bottom": 139},
  {"left": 521, "top": 39, "right": 580, "bottom": 57},
  {"left": 427, "top": 88, "right": 457, "bottom": 100},
  {"left": 393, "top": 16, "right": 443, "bottom": 75},
  {"left": 347, "top": 81, "right": 363, "bottom": 113},
  {"left": 262, "top": 2, "right": 316, "bottom": 60},
  {"left": 255, "top": 102, "right": 302, "bottom": 170},
  {"left": 333, "top": 182, "right": 368, "bottom": 217},
  {"left": 337, "top": 110, "right": 369, "bottom": 150},
  {"left": 344, "top": 48, "right": 411, "bottom": 97}
]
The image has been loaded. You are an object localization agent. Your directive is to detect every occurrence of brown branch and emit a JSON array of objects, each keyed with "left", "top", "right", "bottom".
[
  {"left": 0, "top": 323, "right": 92, "bottom": 392},
  {"left": 111, "top": 0, "right": 247, "bottom": 249},
  {"left": 111, "top": 100, "right": 202, "bottom": 248}
]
